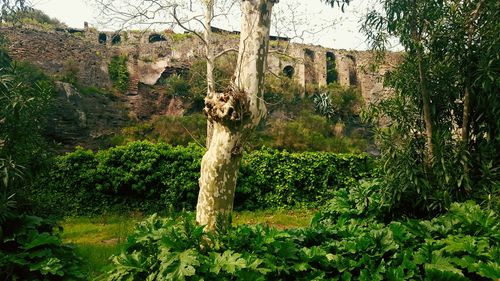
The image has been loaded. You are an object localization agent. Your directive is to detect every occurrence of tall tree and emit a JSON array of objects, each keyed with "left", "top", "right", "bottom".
[
  {"left": 362, "top": 0, "right": 499, "bottom": 215},
  {"left": 96, "top": 0, "right": 350, "bottom": 229},
  {"left": 197, "top": 0, "right": 277, "bottom": 229}
]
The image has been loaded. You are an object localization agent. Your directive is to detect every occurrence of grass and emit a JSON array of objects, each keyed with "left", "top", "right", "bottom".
[
  {"left": 61, "top": 209, "right": 315, "bottom": 277},
  {"left": 61, "top": 214, "right": 142, "bottom": 277},
  {"left": 233, "top": 208, "right": 317, "bottom": 229}
]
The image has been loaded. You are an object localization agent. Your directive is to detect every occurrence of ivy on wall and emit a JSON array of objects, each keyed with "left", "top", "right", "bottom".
[{"left": 108, "top": 55, "right": 129, "bottom": 93}]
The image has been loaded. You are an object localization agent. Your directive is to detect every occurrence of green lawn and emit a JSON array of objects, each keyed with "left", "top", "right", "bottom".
[
  {"left": 61, "top": 214, "right": 142, "bottom": 278},
  {"left": 61, "top": 209, "right": 316, "bottom": 278}
]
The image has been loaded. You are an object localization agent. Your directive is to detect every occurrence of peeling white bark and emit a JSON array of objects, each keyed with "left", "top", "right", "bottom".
[{"left": 196, "top": 0, "right": 277, "bottom": 230}]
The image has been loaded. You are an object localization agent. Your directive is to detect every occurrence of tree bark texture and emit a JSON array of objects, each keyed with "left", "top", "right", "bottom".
[
  {"left": 417, "top": 51, "right": 434, "bottom": 162},
  {"left": 462, "top": 0, "right": 484, "bottom": 145},
  {"left": 204, "top": 0, "right": 216, "bottom": 148},
  {"left": 196, "top": 0, "right": 277, "bottom": 230}
]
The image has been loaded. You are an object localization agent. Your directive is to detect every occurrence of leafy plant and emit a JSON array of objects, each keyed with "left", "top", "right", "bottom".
[
  {"left": 313, "top": 92, "right": 336, "bottom": 120},
  {"left": 0, "top": 214, "right": 86, "bottom": 280},
  {"left": 0, "top": 61, "right": 54, "bottom": 168},
  {"left": 361, "top": 0, "right": 500, "bottom": 217},
  {"left": 0, "top": 158, "right": 86, "bottom": 280},
  {"left": 108, "top": 55, "right": 129, "bottom": 93},
  {"left": 104, "top": 201, "right": 500, "bottom": 281}
]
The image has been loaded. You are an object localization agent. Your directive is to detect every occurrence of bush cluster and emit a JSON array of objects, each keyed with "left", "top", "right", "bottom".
[{"left": 30, "top": 141, "right": 372, "bottom": 216}]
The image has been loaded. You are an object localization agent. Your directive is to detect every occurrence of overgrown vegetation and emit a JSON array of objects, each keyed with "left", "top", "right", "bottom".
[
  {"left": 1, "top": 158, "right": 86, "bottom": 280},
  {"left": 362, "top": 0, "right": 499, "bottom": 217},
  {"left": 0, "top": 38, "right": 85, "bottom": 280},
  {"left": 0, "top": 209, "right": 86, "bottom": 280},
  {"left": 108, "top": 55, "right": 129, "bottom": 94},
  {"left": 59, "top": 209, "right": 315, "bottom": 277},
  {"left": 0, "top": 1, "right": 497, "bottom": 279},
  {"left": 103, "top": 198, "right": 499, "bottom": 281},
  {"left": 29, "top": 141, "right": 371, "bottom": 216},
  {"left": 0, "top": 36, "right": 54, "bottom": 170},
  {"left": 0, "top": 7, "right": 66, "bottom": 29},
  {"left": 121, "top": 56, "right": 367, "bottom": 153}
]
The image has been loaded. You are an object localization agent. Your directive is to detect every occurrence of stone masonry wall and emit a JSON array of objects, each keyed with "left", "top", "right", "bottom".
[{"left": 1, "top": 25, "right": 402, "bottom": 106}]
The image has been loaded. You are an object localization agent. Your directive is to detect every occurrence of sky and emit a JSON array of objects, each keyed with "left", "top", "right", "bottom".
[{"left": 31, "top": 0, "right": 394, "bottom": 51}]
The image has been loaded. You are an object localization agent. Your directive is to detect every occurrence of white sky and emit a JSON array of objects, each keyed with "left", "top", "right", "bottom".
[{"left": 31, "top": 0, "right": 396, "bottom": 51}]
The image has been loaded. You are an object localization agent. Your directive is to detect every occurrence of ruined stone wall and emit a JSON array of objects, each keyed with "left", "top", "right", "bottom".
[
  {"left": 0, "top": 26, "right": 113, "bottom": 88},
  {"left": 266, "top": 43, "right": 403, "bottom": 105},
  {"left": 1, "top": 25, "right": 402, "bottom": 106}
]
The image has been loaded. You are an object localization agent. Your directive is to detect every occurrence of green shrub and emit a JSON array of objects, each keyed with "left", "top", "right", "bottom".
[
  {"left": 31, "top": 142, "right": 203, "bottom": 216},
  {"left": 0, "top": 215, "right": 86, "bottom": 280},
  {"left": 31, "top": 141, "right": 372, "bottom": 216},
  {"left": 252, "top": 113, "right": 368, "bottom": 153},
  {"left": 313, "top": 83, "right": 362, "bottom": 123},
  {"left": 108, "top": 55, "right": 129, "bottom": 93},
  {"left": 103, "top": 201, "right": 500, "bottom": 281},
  {"left": 0, "top": 61, "right": 54, "bottom": 170},
  {"left": 237, "top": 148, "right": 372, "bottom": 210},
  {"left": 1, "top": 158, "right": 86, "bottom": 280}
]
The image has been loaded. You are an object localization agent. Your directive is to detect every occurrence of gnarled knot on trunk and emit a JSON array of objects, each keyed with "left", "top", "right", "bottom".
[{"left": 204, "top": 89, "right": 249, "bottom": 126}]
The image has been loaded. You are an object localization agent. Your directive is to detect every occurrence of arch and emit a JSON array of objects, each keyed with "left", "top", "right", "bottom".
[
  {"left": 149, "top": 33, "right": 167, "bottom": 43},
  {"left": 304, "top": 48, "right": 315, "bottom": 60},
  {"left": 111, "top": 34, "right": 121, "bottom": 45},
  {"left": 155, "top": 66, "right": 189, "bottom": 85},
  {"left": 346, "top": 54, "right": 358, "bottom": 86},
  {"left": 98, "top": 33, "right": 107, "bottom": 44},
  {"left": 326, "top": 51, "right": 338, "bottom": 84},
  {"left": 283, "top": 65, "right": 295, "bottom": 78},
  {"left": 304, "top": 48, "right": 317, "bottom": 85}
]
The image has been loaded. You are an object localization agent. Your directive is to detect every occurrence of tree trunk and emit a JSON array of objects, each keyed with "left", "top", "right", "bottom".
[
  {"left": 410, "top": 0, "right": 434, "bottom": 163},
  {"left": 196, "top": 0, "right": 277, "bottom": 230},
  {"left": 462, "top": 0, "right": 484, "bottom": 145},
  {"left": 417, "top": 51, "right": 434, "bottom": 162},
  {"left": 204, "top": 0, "right": 215, "bottom": 148}
]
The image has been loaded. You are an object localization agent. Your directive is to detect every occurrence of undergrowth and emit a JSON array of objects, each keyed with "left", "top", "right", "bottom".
[{"left": 102, "top": 198, "right": 499, "bottom": 280}]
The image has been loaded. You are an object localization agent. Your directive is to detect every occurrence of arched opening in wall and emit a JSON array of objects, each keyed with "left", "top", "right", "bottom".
[
  {"left": 346, "top": 54, "right": 358, "bottom": 86},
  {"left": 326, "top": 52, "right": 338, "bottom": 84},
  {"left": 111, "top": 34, "right": 121, "bottom": 45},
  {"left": 304, "top": 48, "right": 317, "bottom": 85},
  {"left": 149, "top": 34, "right": 167, "bottom": 43},
  {"left": 283, "top": 65, "right": 295, "bottom": 78},
  {"left": 98, "top": 33, "right": 107, "bottom": 44},
  {"left": 155, "top": 66, "right": 189, "bottom": 85}
]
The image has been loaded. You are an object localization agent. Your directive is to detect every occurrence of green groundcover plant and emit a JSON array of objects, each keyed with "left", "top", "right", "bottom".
[
  {"left": 0, "top": 215, "right": 86, "bottom": 280},
  {"left": 103, "top": 198, "right": 499, "bottom": 281}
]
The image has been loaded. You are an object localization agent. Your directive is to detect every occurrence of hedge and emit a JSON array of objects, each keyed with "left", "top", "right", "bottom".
[{"left": 30, "top": 141, "right": 372, "bottom": 216}]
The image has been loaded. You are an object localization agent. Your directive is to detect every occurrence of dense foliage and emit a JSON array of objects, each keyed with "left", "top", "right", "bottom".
[
  {"left": 1, "top": 158, "right": 85, "bottom": 280},
  {"left": 103, "top": 198, "right": 499, "bottom": 281},
  {"left": 30, "top": 141, "right": 372, "bottom": 216},
  {"left": 237, "top": 148, "right": 371, "bottom": 210},
  {"left": 0, "top": 44, "right": 54, "bottom": 169},
  {"left": 122, "top": 65, "right": 367, "bottom": 153},
  {"left": 362, "top": 0, "right": 499, "bottom": 216},
  {"left": 1, "top": 7, "right": 66, "bottom": 28},
  {"left": 0, "top": 214, "right": 86, "bottom": 280},
  {"left": 108, "top": 55, "right": 129, "bottom": 94}
]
